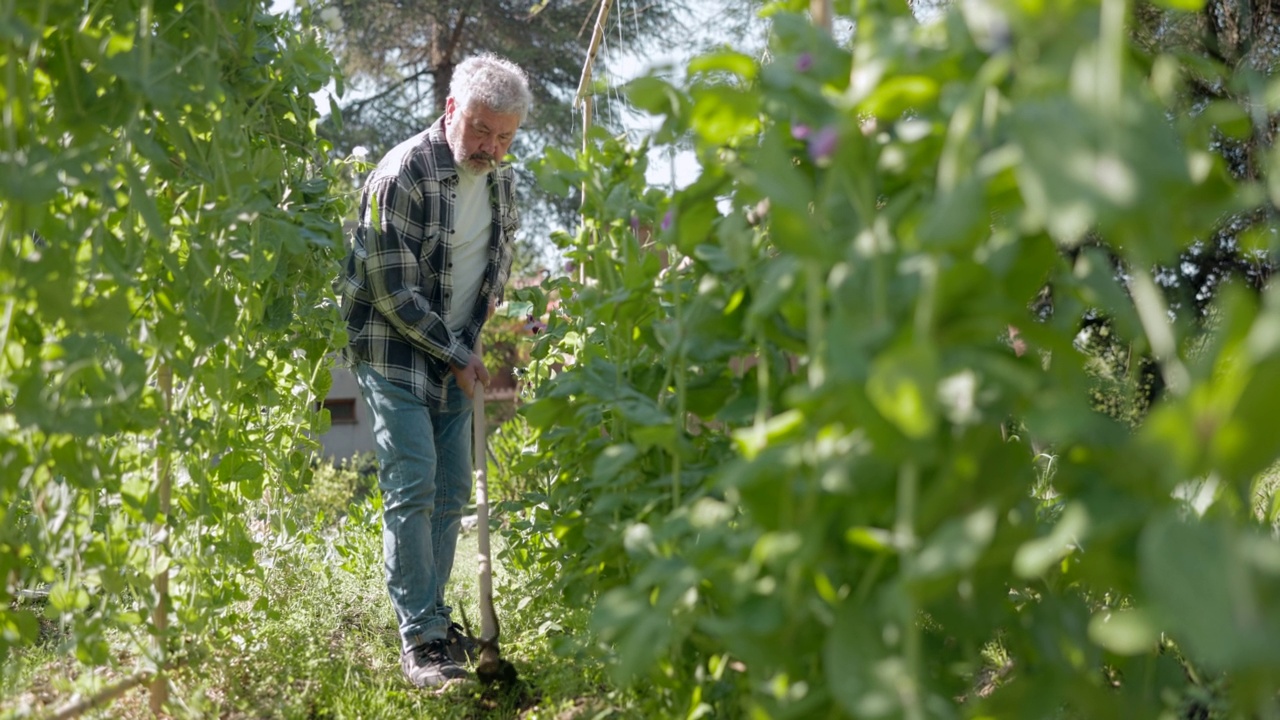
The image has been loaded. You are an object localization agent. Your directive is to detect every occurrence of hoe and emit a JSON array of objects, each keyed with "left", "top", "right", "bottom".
[{"left": 470, "top": 383, "right": 518, "bottom": 685}]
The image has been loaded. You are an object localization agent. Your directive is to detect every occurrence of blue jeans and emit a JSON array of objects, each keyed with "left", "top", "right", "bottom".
[{"left": 354, "top": 363, "right": 472, "bottom": 652}]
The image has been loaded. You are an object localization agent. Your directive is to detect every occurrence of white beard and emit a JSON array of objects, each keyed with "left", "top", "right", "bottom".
[{"left": 446, "top": 124, "right": 491, "bottom": 177}]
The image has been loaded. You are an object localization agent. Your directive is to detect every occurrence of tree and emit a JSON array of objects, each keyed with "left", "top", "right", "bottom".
[{"left": 317, "top": 0, "right": 694, "bottom": 260}]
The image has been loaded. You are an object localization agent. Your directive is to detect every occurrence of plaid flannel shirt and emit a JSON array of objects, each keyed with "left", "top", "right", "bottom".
[{"left": 337, "top": 116, "right": 517, "bottom": 407}]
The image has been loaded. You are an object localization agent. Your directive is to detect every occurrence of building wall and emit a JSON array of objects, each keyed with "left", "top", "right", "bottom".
[
  {"left": 316, "top": 366, "right": 376, "bottom": 461},
  {"left": 316, "top": 363, "right": 518, "bottom": 463}
]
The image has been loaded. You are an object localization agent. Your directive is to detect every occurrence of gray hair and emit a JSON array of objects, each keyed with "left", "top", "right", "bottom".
[{"left": 449, "top": 53, "right": 533, "bottom": 122}]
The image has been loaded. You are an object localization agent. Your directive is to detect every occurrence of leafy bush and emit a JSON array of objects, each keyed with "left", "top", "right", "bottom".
[
  {"left": 301, "top": 453, "right": 379, "bottom": 527},
  {"left": 0, "top": 0, "right": 346, "bottom": 675},
  {"left": 504, "top": 0, "right": 1280, "bottom": 717}
]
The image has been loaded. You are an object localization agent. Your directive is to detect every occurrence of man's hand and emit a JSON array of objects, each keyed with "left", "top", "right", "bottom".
[{"left": 451, "top": 352, "right": 490, "bottom": 399}]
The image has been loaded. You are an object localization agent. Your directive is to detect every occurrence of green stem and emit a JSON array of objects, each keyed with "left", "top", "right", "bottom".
[
  {"left": 754, "top": 326, "right": 771, "bottom": 442},
  {"left": 895, "top": 460, "right": 922, "bottom": 720},
  {"left": 1098, "top": 0, "right": 1124, "bottom": 114},
  {"left": 667, "top": 252, "right": 686, "bottom": 509},
  {"left": 806, "top": 261, "right": 825, "bottom": 390},
  {"left": 1129, "top": 266, "right": 1189, "bottom": 396},
  {"left": 0, "top": 298, "right": 14, "bottom": 377}
]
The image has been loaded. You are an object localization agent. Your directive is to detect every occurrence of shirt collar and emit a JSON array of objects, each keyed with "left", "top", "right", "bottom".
[{"left": 427, "top": 115, "right": 459, "bottom": 181}]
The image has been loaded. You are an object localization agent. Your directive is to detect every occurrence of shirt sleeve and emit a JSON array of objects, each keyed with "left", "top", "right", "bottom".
[{"left": 361, "top": 175, "right": 471, "bottom": 369}]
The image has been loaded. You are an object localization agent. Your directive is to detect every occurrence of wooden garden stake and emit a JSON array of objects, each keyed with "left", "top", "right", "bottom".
[
  {"left": 574, "top": 0, "right": 614, "bottom": 284},
  {"left": 812, "top": 0, "right": 833, "bottom": 32}
]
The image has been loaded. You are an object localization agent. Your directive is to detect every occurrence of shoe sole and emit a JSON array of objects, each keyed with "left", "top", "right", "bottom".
[
  {"left": 427, "top": 676, "right": 466, "bottom": 694},
  {"left": 405, "top": 672, "right": 471, "bottom": 692}
]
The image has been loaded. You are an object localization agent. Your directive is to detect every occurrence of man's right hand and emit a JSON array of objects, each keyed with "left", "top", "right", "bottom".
[{"left": 451, "top": 352, "right": 490, "bottom": 399}]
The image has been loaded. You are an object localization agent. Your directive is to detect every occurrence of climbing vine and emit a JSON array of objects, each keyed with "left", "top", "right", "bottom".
[
  {"left": 509, "top": 0, "right": 1280, "bottom": 716},
  {"left": 0, "top": 0, "right": 345, "bottom": 687}
]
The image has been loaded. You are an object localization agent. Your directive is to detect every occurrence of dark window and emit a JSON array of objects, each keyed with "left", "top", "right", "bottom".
[{"left": 322, "top": 398, "right": 358, "bottom": 425}]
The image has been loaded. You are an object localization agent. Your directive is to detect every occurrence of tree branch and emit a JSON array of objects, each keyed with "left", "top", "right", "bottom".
[
  {"left": 340, "top": 68, "right": 434, "bottom": 116},
  {"left": 445, "top": 7, "right": 472, "bottom": 60}
]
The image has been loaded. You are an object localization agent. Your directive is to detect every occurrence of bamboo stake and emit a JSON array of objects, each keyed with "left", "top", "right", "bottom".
[
  {"left": 579, "top": 94, "right": 593, "bottom": 284},
  {"left": 150, "top": 362, "right": 173, "bottom": 715},
  {"left": 574, "top": 0, "right": 611, "bottom": 285},
  {"left": 573, "top": 0, "right": 614, "bottom": 111},
  {"left": 812, "top": 0, "right": 833, "bottom": 32}
]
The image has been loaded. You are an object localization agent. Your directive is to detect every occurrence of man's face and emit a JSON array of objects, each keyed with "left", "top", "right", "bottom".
[{"left": 445, "top": 97, "right": 521, "bottom": 176}]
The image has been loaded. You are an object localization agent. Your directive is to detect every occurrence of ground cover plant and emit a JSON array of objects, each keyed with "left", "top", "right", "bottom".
[{"left": 1, "top": 458, "right": 654, "bottom": 720}]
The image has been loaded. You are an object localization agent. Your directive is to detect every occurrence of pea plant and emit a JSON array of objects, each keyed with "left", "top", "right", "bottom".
[
  {"left": 509, "top": 0, "right": 1280, "bottom": 717},
  {"left": 0, "top": 0, "right": 345, "bottom": 689}
]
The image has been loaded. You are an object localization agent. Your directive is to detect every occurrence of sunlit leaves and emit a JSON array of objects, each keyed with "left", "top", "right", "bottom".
[
  {"left": 689, "top": 85, "right": 761, "bottom": 146},
  {"left": 0, "top": 0, "right": 346, "bottom": 669},
  {"left": 688, "top": 50, "right": 758, "bottom": 81},
  {"left": 517, "top": 0, "right": 1280, "bottom": 714}
]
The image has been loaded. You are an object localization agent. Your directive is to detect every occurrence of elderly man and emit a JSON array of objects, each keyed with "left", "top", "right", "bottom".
[{"left": 337, "top": 53, "right": 531, "bottom": 689}]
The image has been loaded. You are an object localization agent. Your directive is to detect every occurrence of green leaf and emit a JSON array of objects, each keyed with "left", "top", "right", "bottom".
[
  {"left": 824, "top": 603, "right": 901, "bottom": 718},
  {"left": 866, "top": 344, "right": 938, "bottom": 439},
  {"left": 689, "top": 85, "right": 760, "bottom": 145},
  {"left": 1014, "top": 501, "right": 1089, "bottom": 578},
  {"left": 858, "top": 75, "right": 940, "bottom": 119},
  {"left": 1140, "top": 513, "right": 1280, "bottom": 669},
  {"left": 911, "top": 505, "right": 997, "bottom": 579},
  {"left": 592, "top": 585, "right": 673, "bottom": 681},
  {"left": 530, "top": 146, "right": 581, "bottom": 198},
  {"left": 0, "top": 608, "right": 41, "bottom": 645},
  {"left": 593, "top": 443, "right": 639, "bottom": 483},
  {"left": 1088, "top": 607, "right": 1160, "bottom": 655},
  {"left": 217, "top": 450, "right": 266, "bottom": 487},
  {"left": 48, "top": 581, "right": 90, "bottom": 615},
  {"left": 688, "top": 50, "right": 758, "bottom": 80},
  {"left": 625, "top": 75, "right": 684, "bottom": 117},
  {"left": 1148, "top": 0, "right": 1205, "bottom": 9},
  {"left": 123, "top": 163, "right": 168, "bottom": 242},
  {"left": 1214, "top": 355, "right": 1280, "bottom": 486}
]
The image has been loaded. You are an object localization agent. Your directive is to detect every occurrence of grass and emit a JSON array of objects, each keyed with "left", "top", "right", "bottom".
[{"left": 1, "top": 484, "right": 635, "bottom": 720}]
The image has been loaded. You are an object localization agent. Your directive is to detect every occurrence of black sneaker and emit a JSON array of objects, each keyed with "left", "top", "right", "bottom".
[
  {"left": 401, "top": 639, "right": 469, "bottom": 689},
  {"left": 444, "top": 621, "right": 478, "bottom": 664}
]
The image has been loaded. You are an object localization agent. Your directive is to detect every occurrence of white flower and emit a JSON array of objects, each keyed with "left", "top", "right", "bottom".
[
  {"left": 319, "top": 6, "right": 343, "bottom": 30},
  {"left": 352, "top": 145, "right": 369, "bottom": 160}
]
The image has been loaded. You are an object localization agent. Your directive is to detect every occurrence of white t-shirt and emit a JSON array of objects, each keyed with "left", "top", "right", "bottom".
[{"left": 448, "top": 171, "right": 491, "bottom": 332}]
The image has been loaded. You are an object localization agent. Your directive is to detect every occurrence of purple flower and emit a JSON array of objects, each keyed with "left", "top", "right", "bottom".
[
  {"left": 791, "top": 122, "right": 811, "bottom": 140},
  {"left": 807, "top": 125, "right": 839, "bottom": 164},
  {"left": 660, "top": 210, "right": 674, "bottom": 232},
  {"left": 630, "top": 214, "right": 641, "bottom": 234},
  {"left": 795, "top": 52, "right": 814, "bottom": 73}
]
